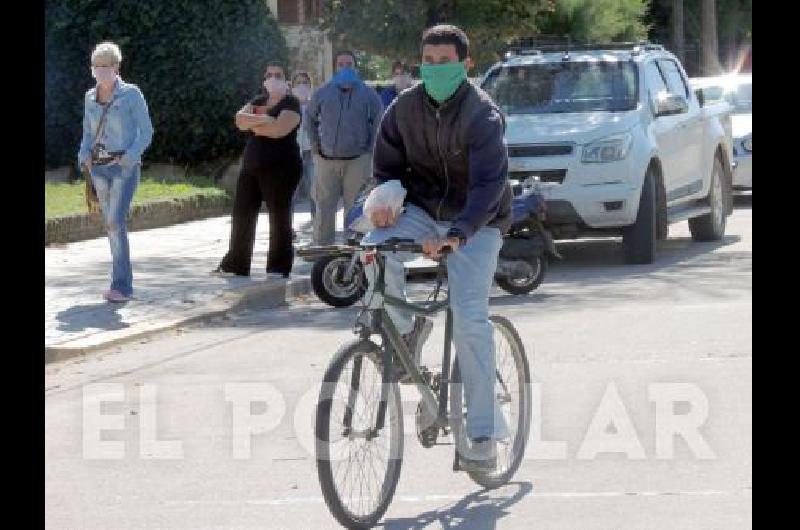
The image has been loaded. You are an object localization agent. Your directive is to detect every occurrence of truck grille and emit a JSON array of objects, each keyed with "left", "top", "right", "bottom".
[
  {"left": 510, "top": 169, "right": 566, "bottom": 183},
  {"left": 508, "top": 144, "right": 574, "bottom": 157}
]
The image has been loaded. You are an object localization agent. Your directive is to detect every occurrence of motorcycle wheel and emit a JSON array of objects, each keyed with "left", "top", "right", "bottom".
[
  {"left": 495, "top": 256, "right": 548, "bottom": 295},
  {"left": 311, "top": 254, "right": 367, "bottom": 307}
]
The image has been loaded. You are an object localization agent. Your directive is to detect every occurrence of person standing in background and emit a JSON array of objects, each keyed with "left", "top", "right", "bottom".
[
  {"left": 291, "top": 71, "right": 315, "bottom": 219},
  {"left": 213, "top": 62, "right": 303, "bottom": 279},
  {"left": 78, "top": 41, "right": 153, "bottom": 303},
  {"left": 304, "top": 50, "right": 384, "bottom": 245},
  {"left": 380, "top": 61, "right": 413, "bottom": 108}
]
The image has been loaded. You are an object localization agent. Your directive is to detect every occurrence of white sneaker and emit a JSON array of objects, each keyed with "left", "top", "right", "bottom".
[{"left": 457, "top": 437, "right": 498, "bottom": 473}]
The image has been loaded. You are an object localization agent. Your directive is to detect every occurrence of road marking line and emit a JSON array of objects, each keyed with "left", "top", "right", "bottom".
[{"left": 160, "top": 489, "right": 750, "bottom": 507}]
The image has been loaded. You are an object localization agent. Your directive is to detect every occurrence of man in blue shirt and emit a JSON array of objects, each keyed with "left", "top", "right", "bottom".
[{"left": 304, "top": 51, "right": 384, "bottom": 245}]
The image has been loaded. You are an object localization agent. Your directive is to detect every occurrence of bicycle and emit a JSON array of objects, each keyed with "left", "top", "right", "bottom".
[{"left": 297, "top": 238, "right": 532, "bottom": 529}]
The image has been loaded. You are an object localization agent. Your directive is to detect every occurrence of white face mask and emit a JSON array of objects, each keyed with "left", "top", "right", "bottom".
[
  {"left": 292, "top": 84, "right": 312, "bottom": 101},
  {"left": 263, "top": 78, "right": 288, "bottom": 97},
  {"left": 92, "top": 66, "right": 117, "bottom": 85}
]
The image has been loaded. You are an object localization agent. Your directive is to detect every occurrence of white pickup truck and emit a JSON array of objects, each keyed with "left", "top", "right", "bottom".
[{"left": 481, "top": 43, "right": 734, "bottom": 263}]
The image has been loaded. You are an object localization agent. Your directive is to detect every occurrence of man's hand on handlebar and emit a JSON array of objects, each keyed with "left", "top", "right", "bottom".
[{"left": 422, "top": 237, "right": 461, "bottom": 260}]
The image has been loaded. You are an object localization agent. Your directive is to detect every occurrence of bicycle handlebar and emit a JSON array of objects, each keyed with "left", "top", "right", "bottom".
[{"left": 296, "top": 238, "right": 454, "bottom": 259}]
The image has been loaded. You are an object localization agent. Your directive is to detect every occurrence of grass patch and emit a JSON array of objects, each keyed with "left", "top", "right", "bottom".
[{"left": 45, "top": 172, "right": 228, "bottom": 219}]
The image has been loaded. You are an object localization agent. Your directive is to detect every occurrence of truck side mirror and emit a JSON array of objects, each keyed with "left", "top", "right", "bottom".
[
  {"left": 695, "top": 88, "right": 705, "bottom": 108},
  {"left": 654, "top": 93, "right": 689, "bottom": 117}
]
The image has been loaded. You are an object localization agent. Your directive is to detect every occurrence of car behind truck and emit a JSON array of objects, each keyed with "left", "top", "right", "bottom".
[{"left": 481, "top": 42, "right": 734, "bottom": 264}]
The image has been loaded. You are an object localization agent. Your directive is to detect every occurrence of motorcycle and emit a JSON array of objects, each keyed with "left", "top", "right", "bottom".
[
  {"left": 309, "top": 188, "right": 559, "bottom": 307},
  {"left": 494, "top": 187, "right": 561, "bottom": 294}
]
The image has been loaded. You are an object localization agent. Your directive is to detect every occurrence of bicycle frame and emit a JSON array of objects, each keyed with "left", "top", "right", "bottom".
[{"left": 346, "top": 248, "right": 455, "bottom": 439}]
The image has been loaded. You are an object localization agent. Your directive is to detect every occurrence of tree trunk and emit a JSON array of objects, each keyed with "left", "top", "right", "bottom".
[
  {"left": 672, "top": 0, "right": 684, "bottom": 63},
  {"left": 701, "top": 0, "right": 720, "bottom": 75}
]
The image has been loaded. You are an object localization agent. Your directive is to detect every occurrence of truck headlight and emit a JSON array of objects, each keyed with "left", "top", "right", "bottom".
[
  {"left": 742, "top": 135, "right": 752, "bottom": 152},
  {"left": 581, "top": 133, "right": 633, "bottom": 163}
]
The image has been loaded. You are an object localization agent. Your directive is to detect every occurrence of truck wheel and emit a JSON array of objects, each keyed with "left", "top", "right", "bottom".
[
  {"left": 689, "top": 156, "right": 727, "bottom": 241},
  {"left": 655, "top": 171, "right": 668, "bottom": 241},
  {"left": 623, "top": 169, "right": 656, "bottom": 264}
]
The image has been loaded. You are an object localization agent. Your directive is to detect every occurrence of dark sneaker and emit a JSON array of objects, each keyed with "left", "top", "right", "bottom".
[
  {"left": 396, "top": 316, "right": 433, "bottom": 384},
  {"left": 211, "top": 266, "right": 239, "bottom": 278},
  {"left": 456, "top": 437, "right": 498, "bottom": 473}
]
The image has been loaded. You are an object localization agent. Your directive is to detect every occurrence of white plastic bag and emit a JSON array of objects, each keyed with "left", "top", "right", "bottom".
[
  {"left": 348, "top": 212, "right": 375, "bottom": 233},
  {"left": 364, "top": 180, "right": 407, "bottom": 216},
  {"left": 350, "top": 180, "right": 407, "bottom": 232}
]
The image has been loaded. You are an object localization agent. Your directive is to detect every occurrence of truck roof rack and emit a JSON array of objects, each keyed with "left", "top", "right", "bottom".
[{"left": 504, "top": 39, "right": 664, "bottom": 58}]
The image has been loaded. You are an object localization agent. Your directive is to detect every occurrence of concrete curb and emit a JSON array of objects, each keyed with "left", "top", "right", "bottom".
[
  {"left": 45, "top": 193, "right": 232, "bottom": 245},
  {"left": 44, "top": 276, "right": 313, "bottom": 364}
]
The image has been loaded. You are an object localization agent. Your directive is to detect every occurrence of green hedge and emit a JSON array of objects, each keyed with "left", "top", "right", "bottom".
[{"left": 45, "top": 0, "right": 288, "bottom": 169}]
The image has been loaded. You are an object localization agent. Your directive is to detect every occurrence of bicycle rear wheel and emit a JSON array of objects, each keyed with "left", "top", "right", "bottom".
[
  {"left": 315, "top": 339, "right": 404, "bottom": 529},
  {"left": 450, "top": 315, "right": 531, "bottom": 489}
]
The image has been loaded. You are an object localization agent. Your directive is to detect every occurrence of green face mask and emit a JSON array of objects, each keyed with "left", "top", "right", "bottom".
[{"left": 420, "top": 61, "right": 467, "bottom": 103}]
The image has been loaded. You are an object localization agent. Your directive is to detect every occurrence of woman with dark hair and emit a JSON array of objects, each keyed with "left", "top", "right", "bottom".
[{"left": 213, "top": 62, "right": 303, "bottom": 279}]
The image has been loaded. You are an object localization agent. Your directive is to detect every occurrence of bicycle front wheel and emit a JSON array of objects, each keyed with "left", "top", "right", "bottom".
[
  {"left": 315, "top": 339, "right": 404, "bottom": 529},
  {"left": 450, "top": 315, "right": 532, "bottom": 489}
]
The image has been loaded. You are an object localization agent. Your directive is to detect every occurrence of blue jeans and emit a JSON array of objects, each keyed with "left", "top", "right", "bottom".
[
  {"left": 361, "top": 203, "right": 509, "bottom": 441},
  {"left": 91, "top": 163, "right": 140, "bottom": 297}
]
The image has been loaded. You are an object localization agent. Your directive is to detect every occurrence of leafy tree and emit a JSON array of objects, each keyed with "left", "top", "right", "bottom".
[
  {"left": 534, "top": 0, "right": 651, "bottom": 43},
  {"left": 645, "top": 0, "right": 751, "bottom": 75},
  {"left": 45, "top": 0, "right": 288, "bottom": 169},
  {"left": 321, "top": 0, "right": 547, "bottom": 66},
  {"left": 322, "top": 0, "right": 651, "bottom": 69}
]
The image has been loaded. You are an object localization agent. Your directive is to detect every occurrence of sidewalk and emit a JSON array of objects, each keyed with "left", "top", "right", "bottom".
[{"left": 45, "top": 205, "right": 332, "bottom": 361}]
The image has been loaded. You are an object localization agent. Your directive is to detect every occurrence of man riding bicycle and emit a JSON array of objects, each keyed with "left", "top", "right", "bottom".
[{"left": 361, "top": 24, "right": 513, "bottom": 472}]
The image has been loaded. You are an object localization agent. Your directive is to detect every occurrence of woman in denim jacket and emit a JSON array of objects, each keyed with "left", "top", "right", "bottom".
[{"left": 78, "top": 42, "right": 153, "bottom": 302}]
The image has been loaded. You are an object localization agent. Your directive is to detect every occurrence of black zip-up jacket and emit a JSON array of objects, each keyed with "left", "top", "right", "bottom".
[{"left": 373, "top": 80, "right": 512, "bottom": 239}]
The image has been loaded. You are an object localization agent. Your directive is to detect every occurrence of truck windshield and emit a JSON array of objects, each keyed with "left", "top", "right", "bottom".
[{"left": 482, "top": 61, "right": 638, "bottom": 114}]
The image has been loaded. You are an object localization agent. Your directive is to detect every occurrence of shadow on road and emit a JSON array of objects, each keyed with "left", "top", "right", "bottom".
[
  {"left": 380, "top": 481, "right": 533, "bottom": 529},
  {"left": 218, "top": 230, "right": 750, "bottom": 331},
  {"left": 54, "top": 302, "right": 130, "bottom": 333},
  {"left": 551, "top": 233, "right": 741, "bottom": 270},
  {"left": 486, "top": 225, "right": 749, "bottom": 306}
]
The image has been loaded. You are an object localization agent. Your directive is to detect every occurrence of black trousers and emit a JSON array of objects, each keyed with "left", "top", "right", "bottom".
[{"left": 219, "top": 157, "right": 302, "bottom": 276}]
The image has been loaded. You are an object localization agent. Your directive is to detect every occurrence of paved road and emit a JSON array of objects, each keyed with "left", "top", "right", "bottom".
[{"left": 45, "top": 197, "right": 752, "bottom": 529}]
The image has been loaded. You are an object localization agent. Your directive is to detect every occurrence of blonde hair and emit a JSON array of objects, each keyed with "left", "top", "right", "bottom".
[{"left": 91, "top": 41, "right": 122, "bottom": 66}]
